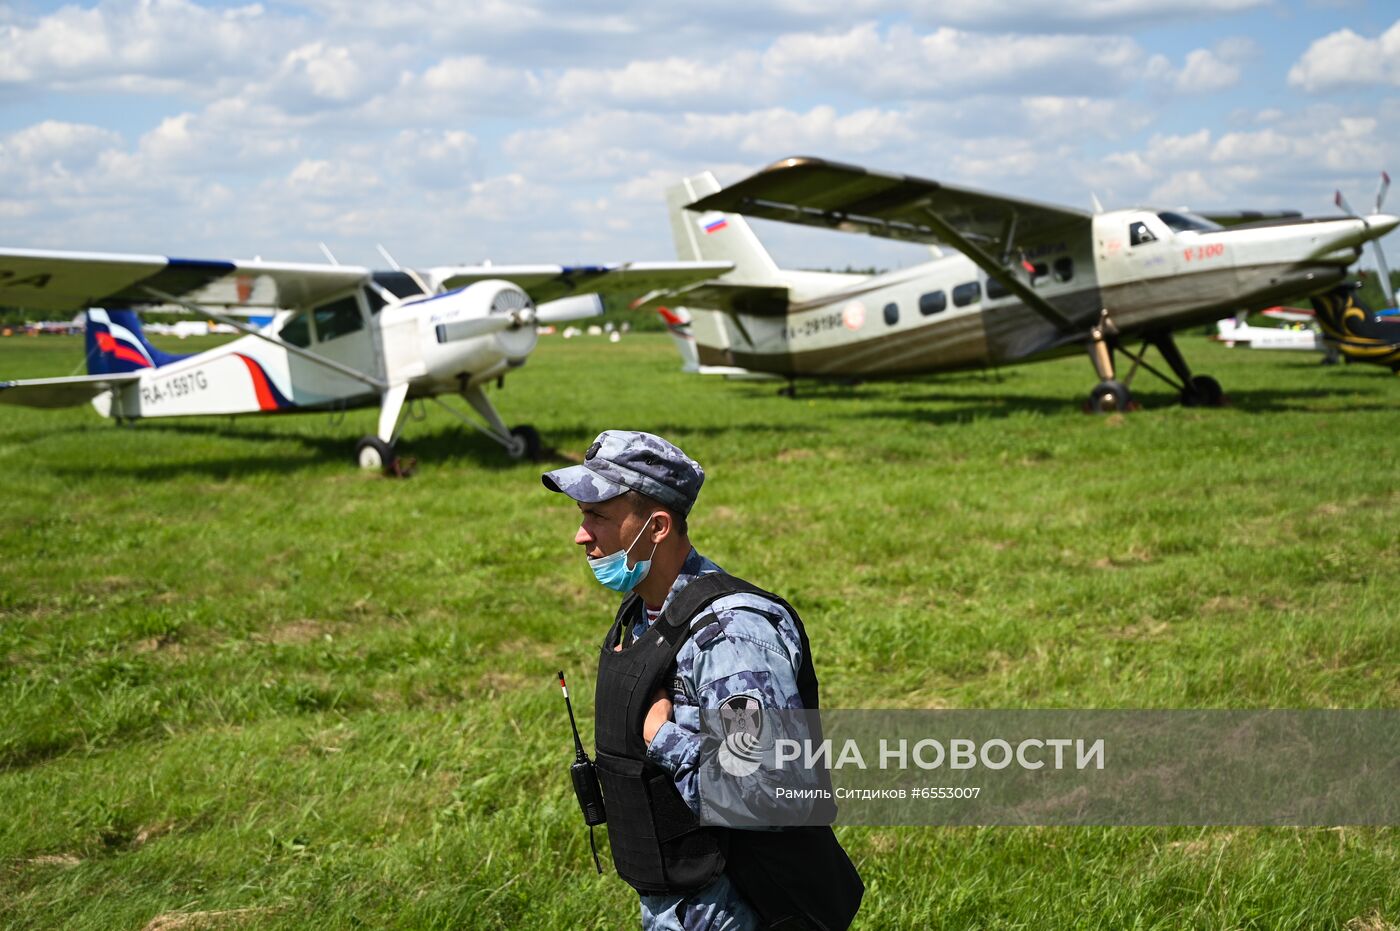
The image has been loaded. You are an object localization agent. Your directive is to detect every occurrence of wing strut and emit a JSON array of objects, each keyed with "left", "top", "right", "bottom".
[
  {"left": 142, "top": 286, "right": 388, "bottom": 390},
  {"left": 917, "top": 208, "right": 1075, "bottom": 332}
]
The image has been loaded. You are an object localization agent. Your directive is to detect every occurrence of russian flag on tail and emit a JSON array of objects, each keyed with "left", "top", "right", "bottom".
[{"left": 697, "top": 213, "right": 728, "bottom": 235}]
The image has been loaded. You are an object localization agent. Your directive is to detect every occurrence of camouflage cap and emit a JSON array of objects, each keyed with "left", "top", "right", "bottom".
[{"left": 542, "top": 430, "right": 704, "bottom": 515}]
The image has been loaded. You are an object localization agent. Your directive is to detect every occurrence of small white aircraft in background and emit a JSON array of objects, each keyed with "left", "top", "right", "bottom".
[
  {"left": 645, "top": 158, "right": 1398, "bottom": 408},
  {"left": 0, "top": 248, "right": 729, "bottom": 471},
  {"left": 1215, "top": 308, "right": 1328, "bottom": 353}
]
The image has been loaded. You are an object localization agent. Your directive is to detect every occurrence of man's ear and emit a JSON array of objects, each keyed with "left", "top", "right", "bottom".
[{"left": 650, "top": 510, "right": 673, "bottom": 543}]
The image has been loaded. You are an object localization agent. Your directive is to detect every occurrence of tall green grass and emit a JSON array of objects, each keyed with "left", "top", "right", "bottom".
[{"left": 1, "top": 332, "right": 1396, "bottom": 929}]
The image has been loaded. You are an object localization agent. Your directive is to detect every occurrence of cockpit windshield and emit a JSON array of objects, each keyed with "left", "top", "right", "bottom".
[{"left": 1157, "top": 211, "right": 1224, "bottom": 233}]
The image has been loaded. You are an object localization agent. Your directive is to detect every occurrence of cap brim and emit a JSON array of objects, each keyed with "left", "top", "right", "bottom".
[{"left": 541, "top": 464, "right": 629, "bottom": 504}]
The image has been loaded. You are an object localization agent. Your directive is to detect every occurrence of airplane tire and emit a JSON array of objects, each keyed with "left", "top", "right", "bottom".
[
  {"left": 1181, "top": 375, "right": 1224, "bottom": 407},
  {"left": 508, "top": 424, "right": 542, "bottom": 461},
  {"left": 355, "top": 436, "right": 396, "bottom": 471},
  {"left": 1088, "top": 380, "right": 1132, "bottom": 413}
]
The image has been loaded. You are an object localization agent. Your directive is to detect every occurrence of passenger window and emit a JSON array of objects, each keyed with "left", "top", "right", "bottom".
[
  {"left": 279, "top": 312, "right": 311, "bottom": 348},
  {"left": 952, "top": 282, "right": 981, "bottom": 307},
  {"left": 883, "top": 302, "right": 899, "bottom": 326},
  {"left": 312, "top": 295, "right": 364, "bottom": 341},
  {"left": 1129, "top": 221, "right": 1156, "bottom": 246},
  {"left": 986, "top": 277, "right": 1010, "bottom": 299},
  {"left": 919, "top": 291, "right": 947, "bottom": 315},
  {"left": 1054, "top": 257, "right": 1074, "bottom": 282}
]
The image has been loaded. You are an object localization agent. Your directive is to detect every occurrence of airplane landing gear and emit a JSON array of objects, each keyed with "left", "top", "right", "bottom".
[
  {"left": 507, "top": 424, "right": 542, "bottom": 461},
  {"left": 1180, "top": 374, "right": 1224, "bottom": 408},
  {"left": 431, "top": 384, "right": 545, "bottom": 463},
  {"left": 356, "top": 435, "right": 396, "bottom": 471},
  {"left": 1147, "top": 332, "right": 1226, "bottom": 408},
  {"left": 1088, "top": 379, "right": 1132, "bottom": 413},
  {"left": 1084, "top": 311, "right": 1135, "bottom": 412},
  {"left": 1085, "top": 313, "right": 1228, "bottom": 411}
]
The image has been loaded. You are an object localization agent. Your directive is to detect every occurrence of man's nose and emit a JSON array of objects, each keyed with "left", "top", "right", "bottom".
[{"left": 575, "top": 525, "right": 593, "bottom": 545}]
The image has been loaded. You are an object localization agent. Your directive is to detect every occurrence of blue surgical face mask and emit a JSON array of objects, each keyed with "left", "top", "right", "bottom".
[{"left": 589, "top": 514, "right": 660, "bottom": 593}]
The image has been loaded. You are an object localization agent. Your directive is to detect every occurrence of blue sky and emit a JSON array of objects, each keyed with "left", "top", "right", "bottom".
[{"left": 1, "top": 0, "right": 1396, "bottom": 274}]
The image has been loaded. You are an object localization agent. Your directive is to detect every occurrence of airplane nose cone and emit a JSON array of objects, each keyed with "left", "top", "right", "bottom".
[{"left": 1369, "top": 213, "right": 1400, "bottom": 239}]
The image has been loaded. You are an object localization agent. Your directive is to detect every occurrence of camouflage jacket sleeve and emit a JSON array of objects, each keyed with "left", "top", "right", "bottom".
[{"left": 645, "top": 593, "right": 806, "bottom": 818}]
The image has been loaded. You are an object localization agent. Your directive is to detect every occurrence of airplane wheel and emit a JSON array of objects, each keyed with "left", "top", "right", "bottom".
[
  {"left": 1088, "top": 380, "right": 1132, "bottom": 413},
  {"left": 355, "top": 436, "right": 396, "bottom": 471},
  {"left": 1181, "top": 375, "right": 1224, "bottom": 407},
  {"left": 508, "top": 424, "right": 542, "bottom": 461}
]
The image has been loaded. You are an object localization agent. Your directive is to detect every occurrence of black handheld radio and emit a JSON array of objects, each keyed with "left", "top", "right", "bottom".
[{"left": 558, "top": 671, "right": 605, "bottom": 873}]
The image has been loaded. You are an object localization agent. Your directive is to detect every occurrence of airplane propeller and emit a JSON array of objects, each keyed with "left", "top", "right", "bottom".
[
  {"left": 1335, "top": 171, "right": 1397, "bottom": 310},
  {"left": 436, "top": 293, "right": 605, "bottom": 341}
]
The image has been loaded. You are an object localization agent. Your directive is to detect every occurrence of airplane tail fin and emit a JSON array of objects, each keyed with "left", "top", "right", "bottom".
[
  {"left": 667, "top": 172, "right": 782, "bottom": 285},
  {"left": 657, "top": 306, "right": 700, "bottom": 373},
  {"left": 85, "top": 309, "right": 193, "bottom": 375}
]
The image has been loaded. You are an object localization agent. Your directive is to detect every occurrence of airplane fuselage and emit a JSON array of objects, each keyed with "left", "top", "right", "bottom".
[
  {"left": 691, "top": 210, "right": 1385, "bottom": 378},
  {"left": 94, "top": 280, "right": 537, "bottom": 421}
]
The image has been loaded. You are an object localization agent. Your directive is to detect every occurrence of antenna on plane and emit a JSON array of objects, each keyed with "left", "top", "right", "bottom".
[
  {"left": 377, "top": 243, "right": 432, "bottom": 296},
  {"left": 318, "top": 243, "right": 340, "bottom": 266},
  {"left": 1090, "top": 193, "right": 1104, "bottom": 214}
]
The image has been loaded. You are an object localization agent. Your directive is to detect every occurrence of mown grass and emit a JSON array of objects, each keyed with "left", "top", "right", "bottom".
[{"left": 1, "top": 331, "right": 1397, "bottom": 929}]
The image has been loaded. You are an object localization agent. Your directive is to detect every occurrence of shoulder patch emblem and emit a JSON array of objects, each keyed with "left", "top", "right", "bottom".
[{"left": 717, "top": 694, "right": 764, "bottom": 777}]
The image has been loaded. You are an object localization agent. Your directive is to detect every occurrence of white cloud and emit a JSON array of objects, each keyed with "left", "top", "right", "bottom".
[
  {"left": 925, "top": 0, "right": 1268, "bottom": 29},
  {"left": 554, "top": 53, "right": 772, "bottom": 111},
  {"left": 0, "top": 0, "right": 290, "bottom": 95},
  {"left": 764, "top": 23, "right": 1145, "bottom": 98},
  {"left": 0, "top": 121, "right": 122, "bottom": 167},
  {"left": 1175, "top": 48, "right": 1241, "bottom": 92},
  {"left": 1288, "top": 19, "right": 1400, "bottom": 92}
]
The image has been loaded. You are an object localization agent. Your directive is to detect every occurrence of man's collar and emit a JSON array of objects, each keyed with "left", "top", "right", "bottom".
[{"left": 657, "top": 547, "right": 720, "bottom": 618}]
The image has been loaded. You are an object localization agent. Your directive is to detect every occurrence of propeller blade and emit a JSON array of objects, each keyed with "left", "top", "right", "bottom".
[
  {"left": 1336, "top": 190, "right": 1356, "bottom": 216},
  {"left": 1376, "top": 171, "right": 1391, "bottom": 215},
  {"left": 435, "top": 315, "right": 515, "bottom": 342},
  {"left": 536, "top": 293, "right": 604, "bottom": 324},
  {"left": 1371, "top": 239, "right": 1396, "bottom": 310}
]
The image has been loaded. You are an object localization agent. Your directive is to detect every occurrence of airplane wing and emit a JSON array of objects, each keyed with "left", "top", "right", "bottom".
[
  {"left": 633, "top": 282, "right": 790, "bottom": 317},
  {"left": 430, "top": 261, "right": 733, "bottom": 309},
  {"left": 689, "top": 156, "right": 1089, "bottom": 251},
  {"left": 1198, "top": 210, "right": 1303, "bottom": 228},
  {"left": 691, "top": 156, "right": 1087, "bottom": 331},
  {"left": 0, "top": 372, "right": 141, "bottom": 409},
  {"left": 0, "top": 247, "right": 370, "bottom": 313}
]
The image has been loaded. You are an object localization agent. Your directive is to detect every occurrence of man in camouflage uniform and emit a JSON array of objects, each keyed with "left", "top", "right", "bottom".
[{"left": 543, "top": 430, "right": 810, "bottom": 931}]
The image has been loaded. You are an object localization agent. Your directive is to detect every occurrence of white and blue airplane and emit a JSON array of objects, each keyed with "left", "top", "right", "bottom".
[{"left": 0, "top": 248, "right": 729, "bottom": 471}]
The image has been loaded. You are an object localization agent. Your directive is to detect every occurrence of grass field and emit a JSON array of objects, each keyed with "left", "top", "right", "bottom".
[{"left": 1, "top": 331, "right": 1397, "bottom": 930}]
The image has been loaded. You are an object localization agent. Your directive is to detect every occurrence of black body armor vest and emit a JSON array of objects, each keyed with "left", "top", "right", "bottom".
[{"left": 593, "top": 572, "right": 863, "bottom": 931}]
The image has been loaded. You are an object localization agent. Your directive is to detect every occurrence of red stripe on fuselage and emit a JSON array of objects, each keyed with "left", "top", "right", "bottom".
[
  {"left": 235, "top": 353, "right": 278, "bottom": 410},
  {"left": 95, "top": 331, "right": 151, "bottom": 368}
]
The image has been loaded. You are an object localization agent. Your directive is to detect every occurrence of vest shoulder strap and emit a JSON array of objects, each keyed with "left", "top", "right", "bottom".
[
  {"left": 657, "top": 572, "right": 821, "bottom": 710},
  {"left": 656, "top": 572, "right": 771, "bottom": 632}
]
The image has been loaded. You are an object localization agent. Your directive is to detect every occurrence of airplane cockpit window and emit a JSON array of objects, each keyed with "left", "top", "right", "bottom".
[
  {"left": 1157, "top": 211, "right": 1223, "bottom": 233},
  {"left": 1054, "top": 257, "right": 1074, "bottom": 282},
  {"left": 1129, "top": 221, "right": 1157, "bottom": 246},
  {"left": 312, "top": 295, "right": 364, "bottom": 342},
  {"left": 952, "top": 282, "right": 981, "bottom": 307},
  {"left": 919, "top": 290, "right": 947, "bottom": 315},
  {"left": 986, "top": 277, "right": 1010, "bottom": 299},
  {"left": 364, "top": 286, "right": 387, "bottom": 315},
  {"left": 279, "top": 312, "right": 311, "bottom": 348},
  {"left": 883, "top": 302, "right": 899, "bottom": 326},
  {"left": 371, "top": 271, "right": 427, "bottom": 300}
]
